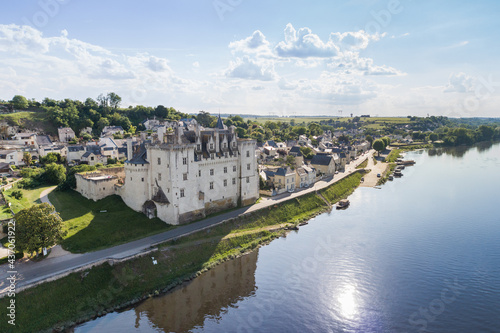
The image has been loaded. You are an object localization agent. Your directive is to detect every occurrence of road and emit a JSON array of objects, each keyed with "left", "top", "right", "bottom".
[{"left": 0, "top": 150, "right": 375, "bottom": 295}]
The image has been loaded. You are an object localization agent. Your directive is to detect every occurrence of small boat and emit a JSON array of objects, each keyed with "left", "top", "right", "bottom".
[{"left": 336, "top": 199, "right": 350, "bottom": 209}]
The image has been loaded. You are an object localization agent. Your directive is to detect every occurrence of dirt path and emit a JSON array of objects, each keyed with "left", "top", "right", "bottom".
[{"left": 40, "top": 186, "right": 57, "bottom": 206}]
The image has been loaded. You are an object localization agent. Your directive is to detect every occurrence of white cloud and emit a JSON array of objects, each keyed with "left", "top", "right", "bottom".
[
  {"left": 278, "top": 78, "right": 297, "bottom": 90},
  {"left": 192, "top": 61, "right": 200, "bottom": 68},
  {"left": 225, "top": 56, "right": 276, "bottom": 81},
  {"left": 275, "top": 24, "right": 339, "bottom": 58},
  {"left": 444, "top": 72, "right": 475, "bottom": 93}
]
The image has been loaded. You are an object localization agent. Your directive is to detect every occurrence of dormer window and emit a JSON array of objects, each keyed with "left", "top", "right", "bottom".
[
  {"left": 223, "top": 143, "right": 227, "bottom": 148},
  {"left": 210, "top": 143, "right": 214, "bottom": 150},
  {"left": 197, "top": 144, "right": 201, "bottom": 151}
]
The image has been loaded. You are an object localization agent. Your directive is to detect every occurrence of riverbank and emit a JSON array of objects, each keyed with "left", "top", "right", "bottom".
[{"left": 0, "top": 171, "right": 366, "bottom": 333}]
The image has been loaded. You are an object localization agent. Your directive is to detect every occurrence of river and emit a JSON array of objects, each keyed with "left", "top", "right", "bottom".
[{"left": 74, "top": 142, "right": 500, "bottom": 333}]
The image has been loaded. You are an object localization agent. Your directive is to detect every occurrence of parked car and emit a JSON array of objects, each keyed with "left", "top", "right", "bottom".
[{"left": 377, "top": 173, "right": 381, "bottom": 177}]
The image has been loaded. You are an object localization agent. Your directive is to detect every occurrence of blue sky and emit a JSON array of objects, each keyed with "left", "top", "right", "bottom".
[{"left": 1, "top": 0, "right": 499, "bottom": 117}]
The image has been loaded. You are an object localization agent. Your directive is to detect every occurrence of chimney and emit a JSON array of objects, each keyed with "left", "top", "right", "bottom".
[
  {"left": 215, "top": 128, "right": 220, "bottom": 153},
  {"left": 127, "top": 138, "right": 132, "bottom": 161}
]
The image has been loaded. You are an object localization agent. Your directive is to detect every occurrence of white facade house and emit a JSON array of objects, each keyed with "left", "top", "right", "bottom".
[
  {"left": 77, "top": 119, "right": 259, "bottom": 225},
  {"left": 12, "top": 132, "right": 36, "bottom": 146},
  {"left": 58, "top": 127, "right": 76, "bottom": 143}
]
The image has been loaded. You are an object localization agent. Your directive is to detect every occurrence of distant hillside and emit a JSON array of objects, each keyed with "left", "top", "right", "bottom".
[{"left": 0, "top": 110, "right": 57, "bottom": 135}]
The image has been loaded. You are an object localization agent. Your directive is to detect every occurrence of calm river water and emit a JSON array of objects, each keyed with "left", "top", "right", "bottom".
[{"left": 74, "top": 143, "right": 500, "bottom": 333}]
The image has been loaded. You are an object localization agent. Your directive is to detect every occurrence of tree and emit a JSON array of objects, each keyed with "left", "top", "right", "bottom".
[
  {"left": 22, "top": 152, "right": 32, "bottom": 166},
  {"left": 15, "top": 203, "right": 66, "bottom": 256},
  {"left": 107, "top": 92, "right": 122, "bottom": 109},
  {"left": 372, "top": 139, "right": 385, "bottom": 156},
  {"left": 381, "top": 136, "right": 391, "bottom": 147},
  {"left": 429, "top": 133, "right": 438, "bottom": 142},
  {"left": 11, "top": 95, "right": 29, "bottom": 109},
  {"left": 44, "top": 163, "right": 66, "bottom": 185},
  {"left": 196, "top": 111, "right": 216, "bottom": 127},
  {"left": 365, "top": 135, "right": 374, "bottom": 146}
]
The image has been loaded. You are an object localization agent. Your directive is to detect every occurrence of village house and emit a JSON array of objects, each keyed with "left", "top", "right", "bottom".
[
  {"left": 67, "top": 145, "right": 86, "bottom": 164},
  {"left": 58, "top": 127, "right": 76, "bottom": 143},
  {"left": 101, "top": 126, "right": 124, "bottom": 138},
  {"left": 12, "top": 132, "right": 36, "bottom": 146},
  {"left": 311, "top": 153, "right": 336, "bottom": 176},
  {"left": 76, "top": 118, "right": 259, "bottom": 225},
  {"left": 288, "top": 146, "right": 304, "bottom": 166},
  {"left": 295, "top": 165, "right": 316, "bottom": 188},
  {"left": 0, "top": 150, "right": 20, "bottom": 166}
]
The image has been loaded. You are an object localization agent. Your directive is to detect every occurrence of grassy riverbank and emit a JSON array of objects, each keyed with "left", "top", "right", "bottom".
[{"left": 0, "top": 172, "right": 365, "bottom": 333}]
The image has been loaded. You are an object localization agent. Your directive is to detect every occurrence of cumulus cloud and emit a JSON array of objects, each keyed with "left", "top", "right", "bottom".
[
  {"left": 226, "top": 56, "right": 276, "bottom": 81},
  {"left": 330, "top": 31, "right": 384, "bottom": 52},
  {"left": 146, "top": 56, "right": 171, "bottom": 72},
  {"left": 275, "top": 24, "right": 339, "bottom": 58},
  {"left": 444, "top": 72, "right": 475, "bottom": 93}
]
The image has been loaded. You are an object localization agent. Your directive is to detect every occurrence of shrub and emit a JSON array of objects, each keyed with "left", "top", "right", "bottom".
[{"left": 12, "top": 189, "right": 23, "bottom": 200}]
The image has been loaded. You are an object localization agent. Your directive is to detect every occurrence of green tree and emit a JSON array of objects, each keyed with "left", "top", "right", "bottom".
[
  {"left": 22, "top": 152, "right": 32, "bottom": 166},
  {"left": 365, "top": 135, "right": 374, "bottom": 146},
  {"left": 107, "top": 92, "right": 121, "bottom": 109},
  {"left": 372, "top": 139, "right": 385, "bottom": 156},
  {"left": 15, "top": 203, "right": 66, "bottom": 256},
  {"left": 44, "top": 163, "right": 66, "bottom": 185},
  {"left": 381, "top": 136, "right": 391, "bottom": 147},
  {"left": 196, "top": 111, "right": 216, "bottom": 127},
  {"left": 299, "top": 146, "right": 314, "bottom": 159},
  {"left": 11, "top": 95, "right": 29, "bottom": 109},
  {"left": 429, "top": 133, "right": 438, "bottom": 142}
]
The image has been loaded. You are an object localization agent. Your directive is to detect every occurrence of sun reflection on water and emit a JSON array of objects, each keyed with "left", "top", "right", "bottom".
[{"left": 338, "top": 284, "right": 357, "bottom": 319}]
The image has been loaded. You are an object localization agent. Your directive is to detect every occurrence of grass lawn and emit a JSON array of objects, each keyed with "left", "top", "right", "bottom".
[
  {"left": 2, "top": 185, "right": 54, "bottom": 214},
  {"left": 49, "top": 190, "right": 175, "bottom": 253}
]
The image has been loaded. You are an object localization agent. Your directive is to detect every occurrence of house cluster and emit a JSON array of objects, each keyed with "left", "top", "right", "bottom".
[
  {"left": 0, "top": 122, "right": 133, "bottom": 170},
  {"left": 258, "top": 135, "right": 370, "bottom": 196},
  {"left": 75, "top": 117, "right": 259, "bottom": 225}
]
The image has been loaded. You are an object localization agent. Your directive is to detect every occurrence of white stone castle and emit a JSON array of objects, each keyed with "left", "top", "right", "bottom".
[{"left": 76, "top": 117, "right": 259, "bottom": 225}]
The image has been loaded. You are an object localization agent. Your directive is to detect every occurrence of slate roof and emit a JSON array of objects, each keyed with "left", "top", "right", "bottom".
[
  {"left": 311, "top": 154, "right": 333, "bottom": 166},
  {"left": 67, "top": 145, "right": 84, "bottom": 152},
  {"left": 289, "top": 146, "right": 303, "bottom": 156},
  {"left": 36, "top": 135, "right": 52, "bottom": 146},
  {"left": 216, "top": 115, "right": 225, "bottom": 129},
  {"left": 127, "top": 145, "right": 149, "bottom": 164},
  {"left": 275, "top": 167, "right": 294, "bottom": 177}
]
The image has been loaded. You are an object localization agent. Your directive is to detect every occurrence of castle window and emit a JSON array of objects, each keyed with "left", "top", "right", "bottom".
[
  {"left": 224, "top": 167, "right": 227, "bottom": 174},
  {"left": 246, "top": 177, "right": 250, "bottom": 183},
  {"left": 130, "top": 177, "right": 132, "bottom": 181},
  {"left": 197, "top": 144, "right": 201, "bottom": 150},
  {"left": 183, "top": 173, "right": 187, "bottom": 181},
  {"left": 183, "top": 157, "right": 187, "bottom": 165},
  {"left": 223, "top": 142, "right": 227, "bottom": 148},
  {"left": 224, "top": 179, "right": 227, "bottom": 187},
  {"left": 180, "top": 189, "right": 185, "bottom": 198},
  {"left": 233, "top": 165, "right": 236, "bottom": 172},
  {"left": 232, "top": 178, "right": 236, "bottom": 185},
  {"left": 225, "top": 152, "right": 228, "bottom": 158},
  {"left": 158, "top": 158, "right": 161, "bottom": 165},
  {"left": 158, "top": 173, "right": 162, "bottom": 181},
  {"left": 210, "top": 143, "right": 214, "bottom": 150},
  {"left": 247, "top": 163, "right": 250, "bottom": 170},
  {"left": 210, "top": 169, "right": 214, "bottom": 176},
  {"left": 210, "top": 182, "right": 214, "bottom": 190},
  {"left": 199, "top": 170, "right": 201, "bottom": 177},
  {"left": 141, "top": 178, "right": 144, "bottom": 182},
  {"left": 246, "top": 151, "right": 250, "bottom": 157},
  {"left": 211, "top": 153, "right": 214, "bottom": 160}
]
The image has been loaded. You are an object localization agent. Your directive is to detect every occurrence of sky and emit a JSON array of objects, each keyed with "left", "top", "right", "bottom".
[{"left": 1, "top": 0, "right": 500, "bottom": 117}]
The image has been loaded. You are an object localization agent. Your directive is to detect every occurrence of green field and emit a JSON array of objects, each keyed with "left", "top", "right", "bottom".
[
  {"left": 2, "top": 185, "right": 53, "bottom": 216},
  {"left": 49, "top": 190, "right": 174, "bottom": 253},
  {"left": 244, "top": 116, "right": 412, "bottom": 125}
]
